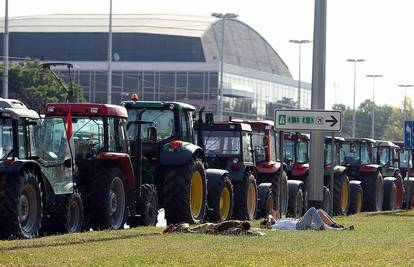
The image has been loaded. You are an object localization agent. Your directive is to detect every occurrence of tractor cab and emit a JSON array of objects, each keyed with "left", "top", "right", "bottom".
[
  {"left": 283, "top": 132, "right": 310, "bottom": 179},
  {"left": 394, "top": 141, "right": 414, "bottom": 177},
  {"left": 341, "top": 138, "right": 377, "bottom": 177},
  {"left": 375, "top": 140, "right": 400, "bottom": 177},
  {"left": 324, "top": 136, "right": 346, "bottom": 173},
  {"left": 199, "top": 121, "right": 254, "bottom": 172}
]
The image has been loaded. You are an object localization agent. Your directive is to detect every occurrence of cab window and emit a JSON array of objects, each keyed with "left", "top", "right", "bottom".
[{"left": 243, "top": 132, "right": 253, "bottom": 163}]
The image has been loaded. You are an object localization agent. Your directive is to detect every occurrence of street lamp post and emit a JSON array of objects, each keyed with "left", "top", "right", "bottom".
[
  {"left": 107, "top": 0, "right": 113, "bottom": 104},
  {"left": 211, "top": 12, "right": 238, "bottom": 120},
  {"left": 366, "top": 74, "right": 382, "bottom": 139},
  {"left": 289, "top": 39, "right": 312, "bottom": 109},
  {"left": 2, "top": 0, "right": 9, "bottom": 99},
  {"left": 398, "top": 84, "right": 414, "bottom": 123},
  {"left": 347, "top": 59, "right": 365, "bottom": 138}
]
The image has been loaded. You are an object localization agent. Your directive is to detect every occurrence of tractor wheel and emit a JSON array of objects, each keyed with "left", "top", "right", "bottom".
[
  {"left": 257, "top": 183, "right": 273, "bottom": 219},
  {"left": 383, "top": 179, "right": 397, "bottom": 211},
  {"left": 287, "top": 186, "right": 303, "bottom": 218},
  {"left": 206, "top": 175, "right": 233, "bottom": 222},
  {"left": 349, "top": 182, "right": 363, "bottom": 214},
  {"left": 90, "top": 167, "right": 126, "bottom": 230},
  {"left": 0, "top": 170, "right": 42, "bottom": 239},
  {"left": 323, "top": 186, "right": 331, "bottom": 214},
  {"left": 406, "top": 179, "right": 414, "bottom": 209},
  {"left": 362, "top": 172, "right": 384, "bottom": 211},
  {"left": 164, "top": 158, "right": 207, "bottom": 224},
  {"left": 128, "top": 184, "right": 158, "bottom": 227},
  {"left": 41, "top": 191, "right": 84, "bottom": 235},
  {"left": 232, "top": 173, "right": 257, "bottom": 220},
  {"left": 276, "top": 171, "right": 289, "bottom": 217},
  {"left": 394, "top": 174, "right": 404, "bottom": 209},
  {"left": 333, "top": 173, "right": 350, "bottom": 215}
]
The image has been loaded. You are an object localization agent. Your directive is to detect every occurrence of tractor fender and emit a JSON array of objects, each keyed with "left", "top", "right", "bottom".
[
  {"left": 383, "top": 176, "right": 396, "bottom": 184},
  {"left": 0, "top": 160, "right": 42, "bottom": 190},
  {"left": 334, "top": 165, "right": 346, "bottom": 175},
  {"left": 291, "top": 163, "right": 309, "bottom": 178},
  {"left": 359, "top": 164, "right": 381, "bottom": 173},
  {"left": 287, "top": 180, "right": 305, "bottom": 194},
  {"left": 349, "top": 180, "right": 362, "bottom": 186},
  {"left": 206, "top": 168, "right": 230, "bottom": 190},
  {"left": 160, "top": 142, "right": 204, "bottom": 166},
  {"left": 256, "top": 161, "right": 281, "bottom": 174},
  {"left": 96, "top": 152, "right": 135, "bottom": 191}
]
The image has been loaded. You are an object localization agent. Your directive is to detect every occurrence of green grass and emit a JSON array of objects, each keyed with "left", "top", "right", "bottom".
[{"left": 1, "top": 210, "right": 414, "bottom": 266}]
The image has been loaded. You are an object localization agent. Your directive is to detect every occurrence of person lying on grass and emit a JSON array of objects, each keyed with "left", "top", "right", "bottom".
[
  {"left": 163, "top": 220, "right": 264, "bottom": 236},
  {"left": 260, "top": 207, "right": 354, "bottom": 231}
]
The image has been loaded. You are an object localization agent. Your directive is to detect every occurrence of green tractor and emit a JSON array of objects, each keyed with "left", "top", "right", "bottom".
[
  {"left": 323, "top": 137, "right": 351, "bottom": 215},
  {"left": 121, "top": 100, "right": 231, "bottom": 224},
  {"left": 0, "top": 99, "right": 83, "bottom": 238}
]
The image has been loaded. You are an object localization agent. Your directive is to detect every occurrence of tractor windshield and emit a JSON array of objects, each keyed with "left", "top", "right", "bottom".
[
  {"left": 252, "top": 131, "right": 266, "bottom": 162},
  {"left": 296, "top": 141, "right": 309, "bottom": 164},
  {"left": 342, "top": 142, "right": 372, "bottom": 165},
  {"left": 127, "top": 109, "right": 174, "bottom": 142},
  {"left": 324, "top": 143, "right": 332, "bottom": 166},
  {"left": 72, "top": 117, "right": 104, "bottom": 159},
  {"left": 0, "top": 119, "right": 13, "bottom": 159},
  {"left": 203, "top": 130, "right": 240, "bottom": 156},
  {"left": 377, "top": 147, "right": 391, "bottom": 166},
  {"left": 400, "top": 150, "right": 412, "bottom": 168},
  {"left": 283, "top": 139, "right": 295, "bottom": 163}
]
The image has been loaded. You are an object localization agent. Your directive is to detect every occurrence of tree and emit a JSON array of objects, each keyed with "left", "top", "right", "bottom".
[{"left": 0, "top": 60, "right": 84, "bottom": 111}]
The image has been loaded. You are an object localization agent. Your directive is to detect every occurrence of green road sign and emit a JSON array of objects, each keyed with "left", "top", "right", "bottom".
[{"left": 274, "top": 109, "right": 342, "bottom": 132}]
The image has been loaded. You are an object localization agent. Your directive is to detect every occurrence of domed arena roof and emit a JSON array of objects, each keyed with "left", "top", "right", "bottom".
[{"left": 0, "top": 14, "right": 291, "bottom": 77}]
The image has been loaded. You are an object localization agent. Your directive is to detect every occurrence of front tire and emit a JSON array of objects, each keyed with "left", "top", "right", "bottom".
[
  {"left": 287, "top": 186, "right": 303, "bottom": 218},
  {"left": 257, "top": 183, "right": 273, "bottom": 219},
  {"left": 383, "top": 179, "right": 397, "bottom": 211},
  {"left": 206, "top": 175, "right": 233, "bottom": 222},
  {"left": 232, "top": 173, "right": 257, "bottom": 220},
  {"left": 164, "top": 158, "right": 207, "bottom": 224},
  {"left": 90, "top": 167, "right": 126, "bottom": 230},
  {"left": 349, "top": 182, "right": 363, "bottom": 214},
  {"left": 333, "top": 173, "right": 350, "bottom": 215},
  {"left": 0, "top": 170, "right": 42, "bottom": 239},
  {"left": 362, "top": 172, "right": 384, "bottom": 211},
  {"left": 128, "top": 184, "right": 158, "bottom": 227}
]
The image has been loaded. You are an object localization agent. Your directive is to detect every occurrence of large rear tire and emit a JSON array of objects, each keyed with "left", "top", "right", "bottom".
[
  {"left": 90, "top": 167, "right": 126, "bottom": 230},
  {"left": 259, "top": 170, "right": 288, "bottom": 217},
  {"left": 0, "top": 170, "right": 42, "bottom": 239},
  {"left": 383, "top": 179, "right": 397, "bottom": 211},
  {"left": 287, "top": 186, "right": 303, "bottom": 218},
  {"left": 164, "top": 158, "right": 207, "bottom": 224},
  {"left": 394, "top": 174, "right": 404, "bottom": 209},
  {"left": 362, "top": 172, "right": 384, "bottom": 211},
  {"left": 257, "top": 183, "right": 273, "bottom": 219},
  {"left": 232, "top": 173, "right": 257, "bottom": 220},
  {"left": 349, "top": 182, "right": 363, "bottom": 214},
  {"left": 206, "top": 175, "right": 233, "bottom": 222},
  {"left": 333, "top": 173, "right": 350, "bottom": 215},
  {"left": 128, "top": 184, "right": 158, "bottom": 227}
]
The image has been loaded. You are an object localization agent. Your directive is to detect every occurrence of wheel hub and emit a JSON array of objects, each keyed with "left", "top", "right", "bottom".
[
  {"left": 19, "top": 194, "right": 29, "bottom": 222},
  {"left": 109, "top": 189, "right": 118, "bottom": 216}
]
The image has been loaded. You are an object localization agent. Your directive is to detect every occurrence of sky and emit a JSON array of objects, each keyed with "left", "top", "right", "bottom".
[{"left": 1, "top": 0, "right": 413, "bottom": 109}]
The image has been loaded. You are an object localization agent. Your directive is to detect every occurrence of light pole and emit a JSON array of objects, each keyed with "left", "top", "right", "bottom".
[
  {"left": 289, "top": 39, "right": 312, "bottom": 109},
  {"left": 107, "top": 0, "right": 113, "bottom": 104},
  {"left": 2, "top": 0, "right": 9, "bottom": 98},
  {"left": 347, "top": 59, "right": 365, "bottom": 137},
  {"left": 366, "top": 74, "right": 382, "bottom": 139},
  {"left": 398, "top": 84, "right": 414, "bottom": 123},
  {"left": 211, "top": 12, "right": 238, "bottom": 120}
]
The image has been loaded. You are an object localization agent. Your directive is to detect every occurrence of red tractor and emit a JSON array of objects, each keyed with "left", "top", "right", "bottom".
[
  {"left": 242, "top": 120, "right": 289, "bottom": 218},
  {"left": 43, "top": 103, "right": 157, "bottom": 230}
]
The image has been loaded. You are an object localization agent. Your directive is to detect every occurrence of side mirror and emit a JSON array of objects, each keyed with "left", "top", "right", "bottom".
[
  {"left": 205, "top": 113, "right": 214, "bottom": 125},
  {"left": 63, "top": 158, "right": 72, "bottom": 168},
  {"left": 147, "top": 127, "right": 157, "bottom": 143}
]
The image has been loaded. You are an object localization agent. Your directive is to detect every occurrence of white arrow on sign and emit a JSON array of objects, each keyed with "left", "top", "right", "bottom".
[{"left": 274, "top": 109, "right": 342, "bottom": 132}]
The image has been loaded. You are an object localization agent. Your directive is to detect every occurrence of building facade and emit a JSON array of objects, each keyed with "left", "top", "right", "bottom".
[{"left": 0, "top": 14, "right": 311, "bottom": 120}]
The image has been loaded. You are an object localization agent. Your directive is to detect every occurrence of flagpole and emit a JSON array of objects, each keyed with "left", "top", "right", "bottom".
[{"left": 3, "top": 0, "right": 9, "bottom": 98}]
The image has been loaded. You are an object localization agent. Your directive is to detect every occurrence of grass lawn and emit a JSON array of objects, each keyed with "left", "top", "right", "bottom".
[{"left": 1, "top": 210, "right": 414, "bottom": 266}]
